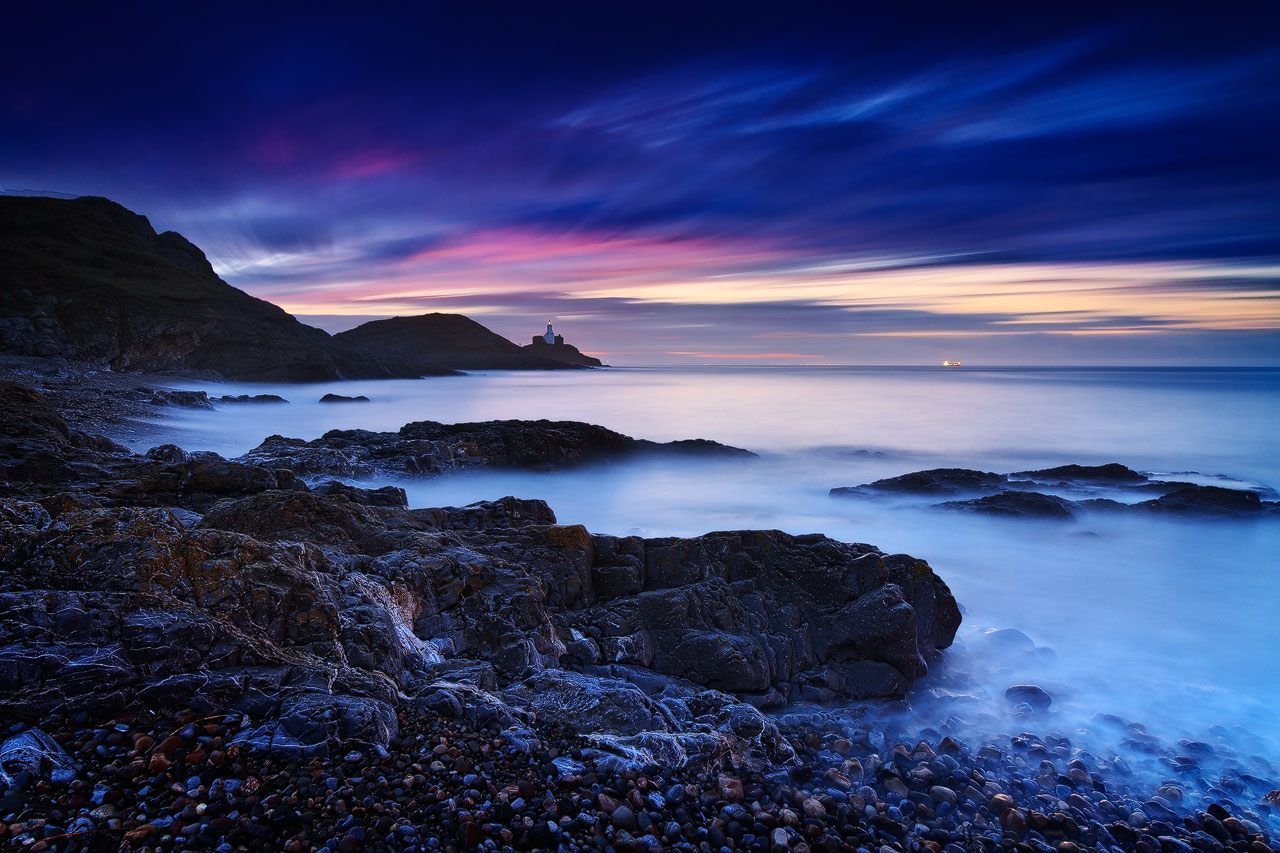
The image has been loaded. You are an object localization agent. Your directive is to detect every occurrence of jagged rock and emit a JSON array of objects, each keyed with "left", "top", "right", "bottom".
[
  {"left": 312, "top": 480, "right": 409, "bottom": 507},
  {"left": 150, "top": 389, "right": 213, "bottom": 409},
  {"left": 319, "top": 393, "right": 370, "bottom": 403},
  {"left": 938, "top": 490, "right": 1079, "bottom": 520},
  {"left": 0, "top": 728, "right": 79, "bottom": 784},
  {"left": 238, "top": 419, "right": 755, "bottom": 479}
]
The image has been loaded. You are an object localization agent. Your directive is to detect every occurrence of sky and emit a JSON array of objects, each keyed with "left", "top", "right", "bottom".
[{"left": 4, "top": 2, "right": 1280, "bottom": 365}]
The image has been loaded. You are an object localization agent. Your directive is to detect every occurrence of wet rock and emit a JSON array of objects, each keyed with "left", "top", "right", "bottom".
[
  {"left": 149, "top": 389, "right": 214, "bottom": 409},
  {"left": 216, "top": 394, "right": 288, "bottom": 404},
  {"left": 319, "top": 393, "right": 370, "bottom": 403},
  {"left": 238, "top": 418, "right": 754, "bottom": 479},
  {"left": 1011, "top": 463, "right": 1148, "bottom": 485},
  {"left": 1138, "top": 485, "right": 1265, "bottom": 516},
  {"left": 0, "top": 729, "right": 79, "bottom": 784},
  {"left": 1005, "top": 684, "right": 1053, "bottom": 712},
  {"left": 938, "top": 490, "right": 1078, "bottom": 520},
  {"left": 831, "top": 468, "right": 1007, "bottom": 497}
]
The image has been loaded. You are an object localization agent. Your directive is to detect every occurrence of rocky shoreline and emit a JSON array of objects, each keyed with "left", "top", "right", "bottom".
[{"left": 0, "top": 374, "right": 1277, "bottom": 852}]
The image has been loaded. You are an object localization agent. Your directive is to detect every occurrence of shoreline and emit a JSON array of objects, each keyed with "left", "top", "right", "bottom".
[{"left": 0, "top": 370, "right": 1276, "bottom": 852}]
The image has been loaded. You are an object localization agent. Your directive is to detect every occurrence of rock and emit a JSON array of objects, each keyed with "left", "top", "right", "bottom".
[
  {"left": 1138, "top": 485, "right": 1265, "bottom": 516},
  {"left": 150, "top": 390, "right": 213, "bottom": 409},
  {"left": 520, "top": 340, "right": 604, "bottom": 367},
  {"left": 145, "top": 444, "right": 188, "bottom": 464},
  {"left": 832, "top": 468, "right": 1007, "bottom": 497},
  {"left": 216, "top": 394, "right": 289, "bottom": 404},
  {"left": 238, "top": 419, "right": 754, "bottom": 479},
  {"left": 0, "top": 729, "right": 79, "bottom": 785},
  {"left": 1011, "top": 463, "right": 1148, "bottom": 484},
  {"left": 937, "top": 490, "right": 1079, "bottom": 520},
  {"left": 312, "top": 480, "right": 409, "bottom": 508},
  {"left": 319, "top": 393, "right": 370, "bottom": 403},
  {"left": 1005, "top": 684, "right": 1053, "bottom": 712},
  {"left": 0, "top": 384, "right": 959, "bottom": 772}
]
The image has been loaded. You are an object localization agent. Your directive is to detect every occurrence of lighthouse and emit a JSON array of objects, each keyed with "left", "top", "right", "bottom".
[{"left": 533, "top": 321, "right": 564, "bottom": 346}]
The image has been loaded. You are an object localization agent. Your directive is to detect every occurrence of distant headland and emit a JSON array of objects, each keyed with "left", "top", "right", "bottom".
[{"left": 0, "top": 195, "right": 601, "bottom": 381}]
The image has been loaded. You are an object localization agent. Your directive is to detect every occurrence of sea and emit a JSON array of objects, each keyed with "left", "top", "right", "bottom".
[{"left": 128, "top": 365, "right": 1280, "bottom": 788}]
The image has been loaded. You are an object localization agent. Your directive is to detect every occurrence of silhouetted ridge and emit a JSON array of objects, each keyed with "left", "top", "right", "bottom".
[
  {"left": 0, "top": 195, "right": 406, "bottom": 381},
  {"left": 335, "top": 313, "right": 587, "bottom": 371}
]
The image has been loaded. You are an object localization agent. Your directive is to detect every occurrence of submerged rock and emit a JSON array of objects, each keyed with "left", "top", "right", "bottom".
[
  {"left": 834, "top": 459, "right": 1277, "bottom": 520},
  {"left": 318, "top": 392, "right": 370, "bottom": 403},
  {"left": 216, "top": 393, "right": 289, "bottom": 404},
  {"left": 1138, "top": 484, "right": 1266, "bottom": 515},
  {"left": 831, "top": 467, "right": 1006, "bottom": 496},
  {"left": 939, "top": 489, "right": 1079, "bottom": 520}
]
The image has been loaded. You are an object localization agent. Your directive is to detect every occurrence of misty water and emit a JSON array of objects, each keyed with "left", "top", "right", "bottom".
[{"left": 132, "top": 366, "right": 1280, "bottom": 799}]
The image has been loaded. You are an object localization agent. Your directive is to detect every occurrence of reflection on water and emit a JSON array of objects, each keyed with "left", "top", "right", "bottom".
[{"left": 137, "top": 367, "right": 1280, "bottom": 764}]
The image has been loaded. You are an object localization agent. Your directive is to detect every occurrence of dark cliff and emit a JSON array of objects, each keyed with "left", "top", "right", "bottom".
[{"left": 0, "top": 196, "right": 404, "bottom": 381}]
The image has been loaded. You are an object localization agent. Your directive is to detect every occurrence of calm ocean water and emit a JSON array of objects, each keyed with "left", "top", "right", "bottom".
[{"left": 136, "top": 366, "right": 1280, "bottom": 769}]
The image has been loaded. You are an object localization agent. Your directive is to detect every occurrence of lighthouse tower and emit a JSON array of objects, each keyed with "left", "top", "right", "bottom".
[{"left": 533, "top": 321, "right": 564, "bottom": 346}]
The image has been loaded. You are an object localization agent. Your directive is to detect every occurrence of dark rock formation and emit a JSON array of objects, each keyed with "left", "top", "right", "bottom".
[
  {"left": 217, "top": 393, "right": 288, "bottom": 404},
  {"left": 521, "top": 340, "right": 604, "bottom": 367},
  {"left": 834, "top": 461, "right": 1278, "bottom": 519},
  {"left": 150, "top": 389, "right": 213, "bottom": 409},
  {"left": 0, "top": 196, "right": 405, "bottom": 381},
  {"left": 938, "top": 490, "right": 1080, "bottom": 520},
  {"left": 0, "top": 382, "right": 959, "bottom": 768},
  {"left": 1010, "top": 462, "right": 1147, "bottom": 485},
  {"left": 319, "top": 393, "right": 370, "bottom": 403},
  {"left": 335, "top": 313, "right": 579, "bottom": 372},
  {"left": 239, "top": 419, "right": 756, "bottom": 479},
  {"left": 831, "top": 468, "right": 1006, "bottom": 497},
  {"left": 1138, "top": 484, "right": 1266, "bottom": 515}
]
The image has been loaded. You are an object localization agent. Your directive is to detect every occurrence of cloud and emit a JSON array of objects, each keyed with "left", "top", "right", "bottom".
[{"left": 3, "top": 4, "right": 1279, "bottom": 363}]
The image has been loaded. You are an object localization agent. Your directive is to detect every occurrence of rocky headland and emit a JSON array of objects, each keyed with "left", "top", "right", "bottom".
[
  {"left": 0, "top": 197, "right": 596, "bottom": 383},
  {"left": 334, "top": 315, "right": 592, "bottom": 373},
  {"left": 831, "top": 464, "right": 1280, "bottom": 520}
]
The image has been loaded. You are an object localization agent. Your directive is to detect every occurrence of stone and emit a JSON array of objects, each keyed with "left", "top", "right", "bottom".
[
  {"left": 1005, "top": 684, "right": 1053, "bottom": 712},
  {"left": 938, "top": 490, "right": 1078, "bottom": 520}
]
